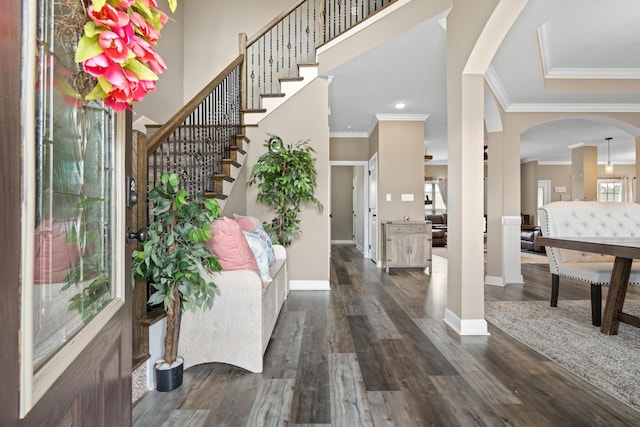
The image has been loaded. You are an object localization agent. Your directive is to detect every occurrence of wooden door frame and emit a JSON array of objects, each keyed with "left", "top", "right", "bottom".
[
  {"left": 0, "top": 0, "right": 24, "bottom": 422},
  {"left": 329, "top": 161, "right": 369, "bottom": 257}
]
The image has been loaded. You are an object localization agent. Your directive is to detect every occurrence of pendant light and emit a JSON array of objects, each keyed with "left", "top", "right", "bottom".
[{"left": 605, "top": 137, "right": 614, "bottom": 175}]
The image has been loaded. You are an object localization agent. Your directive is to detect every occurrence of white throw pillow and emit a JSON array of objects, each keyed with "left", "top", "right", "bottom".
[{"left": 243, "top": 229, "right": 273, "bottom": 282}]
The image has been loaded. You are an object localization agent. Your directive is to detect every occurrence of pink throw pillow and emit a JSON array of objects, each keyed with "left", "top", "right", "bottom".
[
  {"left": 233, "top": 214, "right": 262, "bottom": 232},
  {"left": 206, "top": 217, "right": 260, "bottom": 273},
  {"left": 34, "top": 219, "right": 81, "bottom": 284}
]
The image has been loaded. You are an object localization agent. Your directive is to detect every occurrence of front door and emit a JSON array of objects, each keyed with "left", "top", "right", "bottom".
[{"left": 0, "top": 1, "right": 132, "bottom": 424}]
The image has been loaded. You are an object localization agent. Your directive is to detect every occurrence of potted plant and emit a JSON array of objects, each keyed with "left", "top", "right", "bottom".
[
  {"left": 248, "top": 135, "right": 323, "bottom": 246},
  {"left": 132, "top": 172, "right": 221, "bottom": 391}
]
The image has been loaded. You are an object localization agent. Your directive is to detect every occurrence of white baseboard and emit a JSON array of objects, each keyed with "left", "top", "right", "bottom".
[
  {"left": 485, "top": 275, "right": 506, "bottom": 287},
  {"left": 505, "top": 274, "right": 524, "bottom": 284},
  {"left": 289, "top": 280, "right": 331, "bottom": 291},
  {"left": 443, "top": 308, "right": 490, "bottom": 336},
  {"left": 331, "top": 240, "right": 354, "bottom": 244}
]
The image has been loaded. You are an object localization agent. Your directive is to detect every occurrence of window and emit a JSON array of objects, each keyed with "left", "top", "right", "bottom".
[
  {"left": 597, "top": 179, "right": 622, "bottom": 202},
  {"left": 424, "top": 181, "right": 447, "bottom": 214}
]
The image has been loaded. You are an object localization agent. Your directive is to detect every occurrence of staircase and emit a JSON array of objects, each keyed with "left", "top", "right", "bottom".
[
  {"left": 138, "top": 0, "right": 402, "bottom": 214},
  {"left": 132, "top": 0, "right": 406, "bottom": 369}
]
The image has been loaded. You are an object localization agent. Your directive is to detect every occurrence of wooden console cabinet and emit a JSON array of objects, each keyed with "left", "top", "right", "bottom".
[{"left": 383, "top": 221, "right": 432, "bottom": 273}]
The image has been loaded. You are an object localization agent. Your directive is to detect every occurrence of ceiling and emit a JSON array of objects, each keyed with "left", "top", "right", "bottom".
[{"left": 325, "top": 0, "right": 640, "bottom": 165}]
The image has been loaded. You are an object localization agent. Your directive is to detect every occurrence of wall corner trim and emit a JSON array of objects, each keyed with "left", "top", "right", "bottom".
[
  {"left": 443, "top": 308, "right": 490, "bottom": 336},
  {"left": 289, "top": 280, "right": 331, "bottom": 291},
  {"left": 485, "top": 275, "right": 506, "bottom": 287}
]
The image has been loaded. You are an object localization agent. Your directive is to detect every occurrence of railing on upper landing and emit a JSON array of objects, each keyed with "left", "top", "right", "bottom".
[{"left": 244, "top": 0, "right": 398, "bottom": 109}]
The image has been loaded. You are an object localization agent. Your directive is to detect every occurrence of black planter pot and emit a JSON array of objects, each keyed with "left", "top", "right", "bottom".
[{"left": 155, "top": 358, "right": 184, "bottom": 392}]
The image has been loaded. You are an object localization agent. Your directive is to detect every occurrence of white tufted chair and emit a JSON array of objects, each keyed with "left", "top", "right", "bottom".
[{"left": 538, "top": 201, "right": 640, "bottom": 326}]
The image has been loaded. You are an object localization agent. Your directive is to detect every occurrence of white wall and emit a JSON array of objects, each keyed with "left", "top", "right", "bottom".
[
  {"left": 183, "top": 0, "right": 296, "bottom": 101},
  {"left": 245, "top": 77, "right": 331, "bottom": 287},
  {"left": 134, "top": 0, "right": 185, "bottom": 123}
]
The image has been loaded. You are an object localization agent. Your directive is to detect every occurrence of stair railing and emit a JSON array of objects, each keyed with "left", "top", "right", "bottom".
[{"left": 144, "top": 56, "right": 243, "bottom": 201}]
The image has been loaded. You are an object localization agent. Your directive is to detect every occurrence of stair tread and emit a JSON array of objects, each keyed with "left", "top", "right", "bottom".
[
  {"left": 204, "top": 192, "right": 228, "bottom": 200},
  {"left": 261, "top": 92, "right": 286, "bottom": 98},
  {"left": 140, "top": 308, "right": 166, "bottom": 326},
  {"left": 230, "top": 146, "right": 246, "bottom": 155},
  {"left": 279, "top": 76, "right": 304, "bottom": 82},
  {"left": 242, "top": 108, "right": 267, "bottom": 113},
  {"left": 132, "top": 353, "right": 150, "bottom": 371},
  {"left": 213, "top": 174, "right": 236, "bottom": 183},
  {"left": 223, "top": 159, "right": 242, "bottom": 167},
  {"left": 298, "top": 62, "right": 319, "bottom": 67}
]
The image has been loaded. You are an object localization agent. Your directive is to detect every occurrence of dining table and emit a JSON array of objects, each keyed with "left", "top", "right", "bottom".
[{"left": 535, "top": 236, "right": 640, "bottom": 335}]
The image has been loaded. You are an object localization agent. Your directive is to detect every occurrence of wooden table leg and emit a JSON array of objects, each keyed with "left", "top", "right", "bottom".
[{"left": 601, "top": 257, "right": 632, "bottom": 335}]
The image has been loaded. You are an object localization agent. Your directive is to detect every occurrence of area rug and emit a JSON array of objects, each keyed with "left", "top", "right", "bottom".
[
  {"left": 485, "top": 300, "right": 640, "bottom": 411},
  {"left": 430, "top": 247, "right": 548, "bottom": 264}
]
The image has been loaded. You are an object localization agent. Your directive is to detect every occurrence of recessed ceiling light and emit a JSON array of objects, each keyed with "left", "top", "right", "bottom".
[{"left": 394, "top": 102, "right": 407, "bottom": 109}]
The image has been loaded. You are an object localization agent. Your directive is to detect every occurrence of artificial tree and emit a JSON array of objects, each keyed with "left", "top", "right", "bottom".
[
  {"left": 132, "top": 173, "right": 221, "bottom": 366},
  {"left": 248, "top": 135, "right": 323, "bottom": 246}
]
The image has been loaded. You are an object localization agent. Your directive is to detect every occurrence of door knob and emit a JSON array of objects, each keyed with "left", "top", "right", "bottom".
[{"left": 127, "top": 228, "right": 147, "bottom": 243}]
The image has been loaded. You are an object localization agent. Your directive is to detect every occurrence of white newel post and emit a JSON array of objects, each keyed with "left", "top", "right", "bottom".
[{"left": 502, "top": 215, "right": 523, "bottom": 285}]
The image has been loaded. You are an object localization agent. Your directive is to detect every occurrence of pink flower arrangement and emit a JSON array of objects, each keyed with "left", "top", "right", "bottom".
[{"left": 75, "top": 0, "right": 177, "bottom": 112}]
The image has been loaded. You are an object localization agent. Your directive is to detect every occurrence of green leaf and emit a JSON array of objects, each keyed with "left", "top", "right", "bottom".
[
  {"left": 83, "top": 82, "right": 107, "bottom": 101},
  {"left": 124, "top": 58, "right": 159, "bottom": 81},
  {"left": 91, "top": 0, "right": 107, "bottom": 12},
  {"left": 75, "top": 32, "right": 102, "bottom": 63},
  {"left": 98, "top": 76, "right": 113, "bottom": 97},
  {"left": 82, "top": 20, "right": 102, "bottom": 38},
  {"left": 168, "top": 173, "right": 180, "bottom": 187}
]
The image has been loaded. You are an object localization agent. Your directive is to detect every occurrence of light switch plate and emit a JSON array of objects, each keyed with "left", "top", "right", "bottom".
[
  {"left": 386, "top": 194, "right": 391, "bottom": 201},
  {"left": 401, "top": 194, "right": 414, "bottom": 201}
]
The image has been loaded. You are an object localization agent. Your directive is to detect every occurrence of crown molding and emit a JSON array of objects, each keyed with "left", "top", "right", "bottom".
[
  {"left": 329, "top": 132, "right": 370, "bottom": 138},
  {"left": 538, "top": 22, "right": 640, "bottom": 79},
  {"left": 505, "top": 103, "right": 640, "bottom": 113},
  {"left": 485, "top": 65, "right": 511, "bottom": 111},
  {"left": 536, "top": 161, "right": 572, "bottom": 165},
  {"left": 537, "top": 24, "right": 552, "bottom": 78},
  {"left": 546, "top": 68, "right": 640, "bottom": 79},
  {"left": 374, "top": 114, "right": 429, "bottom": 122}
]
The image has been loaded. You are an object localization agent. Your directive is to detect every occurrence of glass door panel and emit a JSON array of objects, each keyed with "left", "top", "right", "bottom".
[{"left": 33, "top": 0, "right": 115, "bottom": 371}]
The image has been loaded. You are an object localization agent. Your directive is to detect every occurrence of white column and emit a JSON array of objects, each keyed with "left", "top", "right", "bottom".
[
  {"left": 444, "top": 0, "right": 528, "bottom": 335},
  {"left": 485, "top": 131, "right": 505, "bottom": 286},
  {"left": 502, "top": 216, "right": 524, "bottom": 284}
]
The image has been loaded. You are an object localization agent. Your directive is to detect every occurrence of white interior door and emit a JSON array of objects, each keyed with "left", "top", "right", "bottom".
[
  {"left": 537, "top": 180, "right": 551, "bottom": 223},
  {"left": 352, "top": 175, "right": 358, "bottom": 245},
  {"left": 368, "top": 154, "right": 378, "bottom": 263}
]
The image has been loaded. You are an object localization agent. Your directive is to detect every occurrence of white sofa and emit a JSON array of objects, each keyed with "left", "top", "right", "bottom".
[
  {"left": 178, "top": 245, "right": 288, "bottom": 373},
  {"left": 538, "top": 201, "right": 640, "bottom": 326}
]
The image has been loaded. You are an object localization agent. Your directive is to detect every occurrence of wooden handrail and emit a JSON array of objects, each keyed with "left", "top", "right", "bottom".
[
  {"left": 247, "top": 0, "right": 309, "bottom": 46},
  {"left": 145, "top": 54, "right": 244, "bottom": 155}
]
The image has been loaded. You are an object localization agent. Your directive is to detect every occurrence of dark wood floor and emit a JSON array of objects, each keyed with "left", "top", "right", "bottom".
[{"left": 133, "top": 245, "right": 640, "bottom": 426}]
